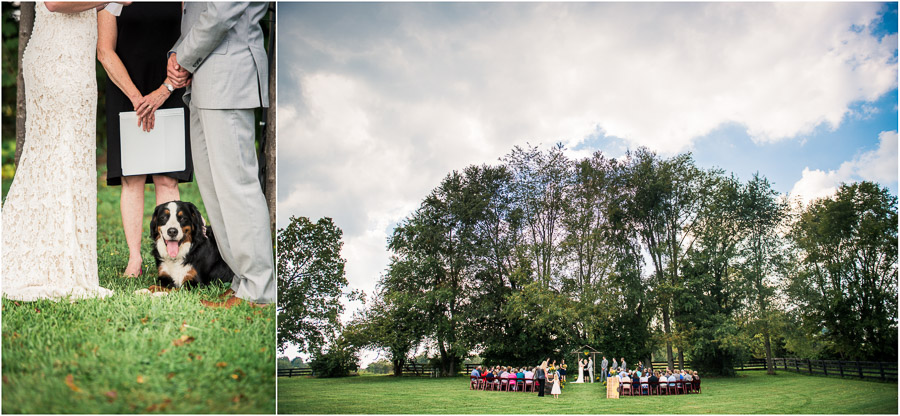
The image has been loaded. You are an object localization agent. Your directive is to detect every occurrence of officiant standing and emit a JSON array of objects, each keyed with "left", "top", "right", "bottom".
[
  {"left": 165, "top": 2, "right": 275, "bottom": 306},
  {"left": 98, "top": 2, "right": 194, "bottom": 278}
]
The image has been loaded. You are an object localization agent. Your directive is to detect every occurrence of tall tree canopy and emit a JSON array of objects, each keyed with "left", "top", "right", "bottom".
[
  {"left": 277, "top": 216, "right": 353, "bottom": 355},
  {"left": 349, "top": 146, "right": 897, "bottom": 377},
  {"left": 788, "top": 182, "right": 898, "bottom": 361}
]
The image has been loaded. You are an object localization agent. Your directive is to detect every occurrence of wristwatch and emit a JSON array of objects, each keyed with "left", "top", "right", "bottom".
[{"left": 163, "top": 82, "right": 175, "bottom": 93}]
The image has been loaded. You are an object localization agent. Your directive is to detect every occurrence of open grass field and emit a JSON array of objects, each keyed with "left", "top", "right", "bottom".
[
  {"left": 1, "top": 170, "right": 276, "bottom": 413},
  {"left": 277, "top": 371, "right": 898, "bottom": 414}
]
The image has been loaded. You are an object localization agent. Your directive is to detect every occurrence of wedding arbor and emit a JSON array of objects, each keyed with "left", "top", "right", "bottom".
[{"left": 570, "top": 345, "right": 601, "bottom": 382}]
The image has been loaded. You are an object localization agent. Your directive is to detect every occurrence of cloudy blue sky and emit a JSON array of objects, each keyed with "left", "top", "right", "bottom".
[{"left": 277, "top": 2, "right": 898, "bottom": 359}]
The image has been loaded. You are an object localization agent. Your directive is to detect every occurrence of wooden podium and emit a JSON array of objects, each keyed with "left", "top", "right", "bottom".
[{"left": 606, "top": 376, "right": 619, "bottom": 399}]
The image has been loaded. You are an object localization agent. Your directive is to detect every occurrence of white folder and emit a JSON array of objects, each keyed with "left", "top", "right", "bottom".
[{"left": 119, "top": 107, "right": 186, "bottom": 176}]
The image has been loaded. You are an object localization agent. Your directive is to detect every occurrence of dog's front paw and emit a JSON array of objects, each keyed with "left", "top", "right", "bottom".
[{"left": 135, "top": 286, "right": 175, "bottom": 296}]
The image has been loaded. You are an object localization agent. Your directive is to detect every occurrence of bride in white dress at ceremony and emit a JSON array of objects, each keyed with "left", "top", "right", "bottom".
[
  {"left": 573, "top": 358, "right": 586, "bottom": 383},
  {"left": 2, "top": 2, "right": 114, "bottom": 301}
]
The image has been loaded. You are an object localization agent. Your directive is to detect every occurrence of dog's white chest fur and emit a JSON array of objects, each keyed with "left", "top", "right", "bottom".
[{"left": 155, "top": 239, "right": 194, "bottom": 287}]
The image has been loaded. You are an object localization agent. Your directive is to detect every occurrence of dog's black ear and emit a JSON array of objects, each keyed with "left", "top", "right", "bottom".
[
  {"left": 187, "top": 203, "right": 206, "bottom": 241},
  {"left": 150, "top": 204, "right": 162, "bottom": 241}
]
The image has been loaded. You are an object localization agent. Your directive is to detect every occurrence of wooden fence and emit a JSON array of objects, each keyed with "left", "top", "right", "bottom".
[
  {"left": 649, "top": 359, "right": 768, "bottom": 371},
  {"left": 401, "top": 362, "right": 438, "bottom": 377},
  {"left": 647, "top": 359, "right": 768, "bottom": 371},
  {"left": 773, "top": 357, "right": 897, "bottom": 381},
  {"left": 278, "top": 367, "right": 314, "bottom": 377},
  {"left": 736, "top": 359, "right": 769, "bottom": 371}
]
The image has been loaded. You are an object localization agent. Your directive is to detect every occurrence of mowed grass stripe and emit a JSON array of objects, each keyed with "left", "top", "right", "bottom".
[{"left": 276, "top": 371, "right": 897, "bottom": 414}]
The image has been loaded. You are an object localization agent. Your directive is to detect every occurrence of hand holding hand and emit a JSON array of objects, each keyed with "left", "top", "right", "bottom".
[
  {"left": 166, "top": 53, "right": 192, "bottom": 88},
  {"left": 166, "top": 75, "right": 191, "bottom": 90}
]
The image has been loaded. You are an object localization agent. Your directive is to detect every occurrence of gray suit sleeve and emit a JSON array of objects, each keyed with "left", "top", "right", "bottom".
[{"left": 175, "top": 2, "right": 249, "bottom": 73}]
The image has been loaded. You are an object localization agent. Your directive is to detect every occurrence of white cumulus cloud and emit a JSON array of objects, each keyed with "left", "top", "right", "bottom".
[{"left": 790, "top": 130, "right": 898, "bottom": 204}]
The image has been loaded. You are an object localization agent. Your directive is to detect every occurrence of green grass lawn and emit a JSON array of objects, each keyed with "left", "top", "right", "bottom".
[
  {"left": 277, "top": 371, "right": 897, "bottom": 414},
  {"left": 2, "top": 171, "right": 276, "bottom": 413}
]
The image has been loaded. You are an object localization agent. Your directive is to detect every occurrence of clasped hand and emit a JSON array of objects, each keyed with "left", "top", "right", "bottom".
[
  {"left": 132, "top": 54, "right": 191, "bottom": 132},
  {"left": 166, "top": 53, "right": 192, "bottom": 88},
  {"left": 133, "top": 86, "right": 171, "bottom": 132}
]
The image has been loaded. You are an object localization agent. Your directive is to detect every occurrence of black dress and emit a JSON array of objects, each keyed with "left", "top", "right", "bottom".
[{"left": 105, "top": 2, "right": 192, "bottom": 186}]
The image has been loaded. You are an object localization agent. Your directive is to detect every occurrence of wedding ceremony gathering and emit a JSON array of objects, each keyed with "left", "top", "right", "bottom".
[
  {"left": 468, "top": 355, "right": 702, "bottom": 398},
  {"left": 275, "top": 1, "right": 897, "bottom": 414},
  {"left": 2, "top": 2, "right": 275, "bottom": 413}
]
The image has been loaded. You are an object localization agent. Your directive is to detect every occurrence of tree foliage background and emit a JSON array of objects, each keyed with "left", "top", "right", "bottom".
[
  {"left": 343, "top": 144, "right": 897, "bottom": 376},
  {"left": 277, "top": 216, "right": 361, "bottom": 377}
]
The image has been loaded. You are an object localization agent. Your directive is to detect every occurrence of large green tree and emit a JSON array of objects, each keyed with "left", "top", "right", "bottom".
[
  {"left": 504, "top": 144, "right": 570, "bottom": 286},
  {"left": 623, "top": 148, "right": 709, "bottom": 370},
  {"left": 676, "top": 172, "right": 748, "bottom": 375},
  {"left": 566, "top": 152, "right": 653, "bottom": 363},
  {"left": 740, "top": 173, "right": 790, "bottom": 374},
  {"left": 788, "top": 182, "right": 898, "bottom": 361},
  {"left": 560, "top": 152, "right": 617, "bottom": 299},
  {"left": 343, "top": 289, "right": 423, "bottom": 377},
  {"left": 277, "top": 216, "right": 352, "bottom": 355},
  {"left": 386, "top": 169, "right": 488, "bottom": 376}
]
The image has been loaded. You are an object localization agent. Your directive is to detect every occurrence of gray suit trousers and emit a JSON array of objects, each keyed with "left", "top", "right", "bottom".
[{"left": 189, "top": 102, "right": 275, "bottom": 304}]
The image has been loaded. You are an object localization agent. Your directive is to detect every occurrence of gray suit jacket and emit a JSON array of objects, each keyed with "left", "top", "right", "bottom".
[{"left": 172, "top": 2, "right": 269, "bottom": 109}]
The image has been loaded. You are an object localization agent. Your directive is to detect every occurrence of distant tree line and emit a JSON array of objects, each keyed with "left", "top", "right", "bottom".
[
  {"left": 278, "top": 144, "right": 897, "bottom": 377},
  {"left": 277, "top": 357, "right": 309, "bottom": 369}
]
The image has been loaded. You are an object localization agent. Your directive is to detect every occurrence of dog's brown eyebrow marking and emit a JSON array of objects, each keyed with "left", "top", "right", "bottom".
[
  {"left": 164, "top": 209, "right": 170, "bottom": 215},
  {"left": 178, "top": 211, "right": 184, "bottom": 216}
]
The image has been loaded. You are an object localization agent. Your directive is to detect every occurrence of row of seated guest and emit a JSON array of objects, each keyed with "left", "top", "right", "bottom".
[
  {"left": 470, "top": 365, "right": 541, "bottom": 391},
  {"left": 613, "top": 368, "right": 701, "bottom": 395}
]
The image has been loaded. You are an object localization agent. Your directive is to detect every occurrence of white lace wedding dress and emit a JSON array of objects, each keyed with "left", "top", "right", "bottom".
[
  {"left": 1, "top": 2, "right": 111, "bottom": 301},
  {"left": 574, "top": 361, "right": 585, "bottom": 383}
]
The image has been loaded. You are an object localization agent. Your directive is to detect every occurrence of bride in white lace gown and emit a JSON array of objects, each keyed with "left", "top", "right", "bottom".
[
  {"left": 574, "top": 359, "right": 585, "bottom": 383},
  {"left": 2, "top": 2, "right": 114, "bottom": 301}
]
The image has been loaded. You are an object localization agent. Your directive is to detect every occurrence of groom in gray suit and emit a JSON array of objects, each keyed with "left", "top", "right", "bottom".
[{"left": 165, "top": 2, "right": 274, "bottom": 306}]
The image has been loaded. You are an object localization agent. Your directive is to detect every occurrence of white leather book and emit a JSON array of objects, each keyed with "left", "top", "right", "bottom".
[{"left": 119, "top": 108, "right": 186, "bottom": 176}]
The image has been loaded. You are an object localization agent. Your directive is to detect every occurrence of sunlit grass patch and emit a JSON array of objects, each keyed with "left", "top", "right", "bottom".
[
  {"left": 2, "top": 173, "right": 275, "bottom": 414},
  {"left": 277, "top": 371, "right": 897, "bottom": 414}
]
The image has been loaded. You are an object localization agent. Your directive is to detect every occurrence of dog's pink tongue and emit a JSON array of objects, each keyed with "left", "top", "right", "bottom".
[{"left": 166, "top": 241, "right": 179, "bottom": 258}]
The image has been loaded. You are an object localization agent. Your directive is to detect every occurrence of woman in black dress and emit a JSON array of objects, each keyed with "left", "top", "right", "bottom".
[{"left": 98, "top": 2, "right": 193, "bottom": 277}]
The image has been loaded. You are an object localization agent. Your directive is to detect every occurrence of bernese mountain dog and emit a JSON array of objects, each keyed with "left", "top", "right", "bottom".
[{"left": 150, "top": 201, "right": 234, "bottom": 289}]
